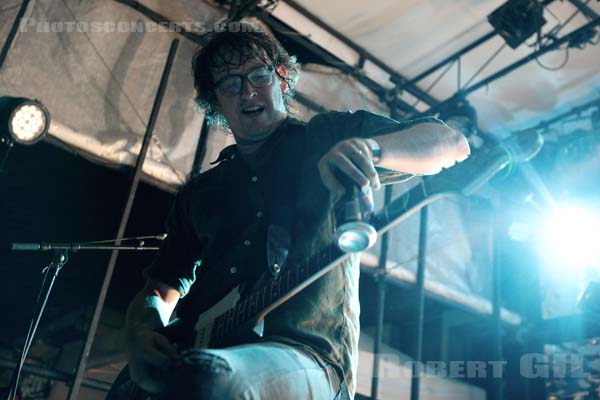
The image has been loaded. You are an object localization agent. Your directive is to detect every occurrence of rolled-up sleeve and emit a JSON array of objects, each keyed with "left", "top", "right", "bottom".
[
  {"left": 311, "top": 109, "right": 446, "bottom": 145},
  {"left": 144, "top": 185, "right": 203, "bottom": 297},
  {"left": 348, "top": 110, "right": 446, "bottom": 140}
]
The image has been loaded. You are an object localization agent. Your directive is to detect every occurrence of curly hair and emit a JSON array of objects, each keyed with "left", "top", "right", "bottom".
[{"left": 191, "top": 22, "right": 300, "bottom": 129}]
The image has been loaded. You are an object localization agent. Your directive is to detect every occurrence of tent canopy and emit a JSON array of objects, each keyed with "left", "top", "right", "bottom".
[{"left": 2, "top": 0, "right": 597, "bottom": 191}]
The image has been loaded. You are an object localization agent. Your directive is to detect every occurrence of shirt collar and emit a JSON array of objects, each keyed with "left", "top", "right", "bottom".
[
  {"left": 211, "top": 144, "right": 237, "bottom": 165},
  {"left": 210, "top": 117, "right": 305, "bottom": 166}
]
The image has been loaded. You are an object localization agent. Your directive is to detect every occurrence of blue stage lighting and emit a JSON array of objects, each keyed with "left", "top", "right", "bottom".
[{"left": 540, "top": 205, "right": 600, "bottom": 269}]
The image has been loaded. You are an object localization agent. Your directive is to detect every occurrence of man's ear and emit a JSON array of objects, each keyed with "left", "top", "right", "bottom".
[{"left": 276, "top": 65, "right": 289, "bottom": 93}]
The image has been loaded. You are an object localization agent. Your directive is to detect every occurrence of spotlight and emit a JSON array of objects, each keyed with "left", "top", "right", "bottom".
[
  {"left": 0, "top": 96, "right": 50, "bottom": 145},
  {"left": 488, "top": 0, "right": 546, "bottom": 49},
  {"left": 539, "top": 205, "right": 600, "bottom": 269}
]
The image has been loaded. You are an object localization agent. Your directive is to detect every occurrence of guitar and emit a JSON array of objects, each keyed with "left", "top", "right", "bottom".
[{"left": 106, "top": 129, "right": 543, "bottom": 399}]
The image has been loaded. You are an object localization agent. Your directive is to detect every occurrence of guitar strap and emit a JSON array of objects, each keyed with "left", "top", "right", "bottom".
[
  {"left": 267, "top": 223, "right": 290, "bottom": 277},
  {"left": 265, "top": 119, "right": 306, "bottom": 278},
  {"left": 339, "top": 380, "right": 351, "bottom": 400},
  {"left": 329, "top": 362, "right": 351, "bottom": 400}
]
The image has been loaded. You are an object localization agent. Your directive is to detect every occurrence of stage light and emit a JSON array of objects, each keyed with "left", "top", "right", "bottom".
[
  {"left": 0, "top": 96, "right": 50, "bottom": 145},
  {"left": 488, "top": 0, "right": 546, "bottom": 49},
  {"left": 539, "top": 205, "right": 600, "bottom": 269}
]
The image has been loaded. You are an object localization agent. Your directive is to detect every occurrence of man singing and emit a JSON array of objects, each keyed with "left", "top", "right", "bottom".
[{"left": 120, "top": 23, "right": 470, "bottom": 399}]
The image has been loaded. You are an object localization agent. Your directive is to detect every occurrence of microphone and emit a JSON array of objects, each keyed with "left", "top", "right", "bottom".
[
  {"left": 333, "top": 174, "right": 377, "bottom": 253},
  {"left": 11, "top": 242, "right": 42, "bottom": 251}
]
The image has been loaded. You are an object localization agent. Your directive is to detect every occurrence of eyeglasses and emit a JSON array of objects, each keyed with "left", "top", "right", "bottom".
[{"left": 214, "top": 65, "right": 275, "bottom": 97}]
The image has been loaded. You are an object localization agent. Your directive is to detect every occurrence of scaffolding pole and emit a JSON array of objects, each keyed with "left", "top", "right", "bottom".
[{"left": 67, "top": 39, "right": 180, "bottom": 400}]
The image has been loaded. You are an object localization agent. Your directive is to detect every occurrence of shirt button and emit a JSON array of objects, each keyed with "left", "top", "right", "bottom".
[
  {"left": 243, "top": 240, "right": 251, "bottom": 246},
  {"left": 256, "top": 211, "right": 263, "bottom": 218},
  {"left": 230, "top": 267, "right": 237, "bottom": 274},
  {"left": 251, "top": 176, "right": 258, "bottom": 182}
]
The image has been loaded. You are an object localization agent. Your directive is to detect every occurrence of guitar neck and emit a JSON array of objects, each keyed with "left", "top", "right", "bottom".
[{"left": 209, "top": 243, "right": 344, "bottom": 346}]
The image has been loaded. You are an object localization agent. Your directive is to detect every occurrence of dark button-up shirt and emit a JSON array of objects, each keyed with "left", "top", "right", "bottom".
[{"left": 146, "top": 110, "right": 440, "bottom": 395}]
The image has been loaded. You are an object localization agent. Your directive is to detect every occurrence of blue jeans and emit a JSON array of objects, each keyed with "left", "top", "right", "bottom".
[{"left": 162, "top": 342, "right": 343, "bottom": 399}]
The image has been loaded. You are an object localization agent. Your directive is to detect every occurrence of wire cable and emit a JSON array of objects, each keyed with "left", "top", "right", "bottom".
[
  {"left": 7, "top": 260, "right": 58, "bottom": 400},
  {"left": 411, "top": 60, "right": 456, "bottom": 110},
  {"left": 462, "top": 42, "right": 508, "bottom": 89},
  {"left": 79, "top": 234, "right": 167, "bottom": 245},
  {"left": 535, "top": 45, "right": 570, "bottom": 70}
]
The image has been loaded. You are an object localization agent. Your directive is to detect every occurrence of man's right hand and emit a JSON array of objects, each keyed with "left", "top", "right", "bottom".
[{"left": 126, "top": 328, "right": 179, "bottom": 394}]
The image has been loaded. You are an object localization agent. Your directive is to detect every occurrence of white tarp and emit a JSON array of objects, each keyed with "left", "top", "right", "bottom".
[
  {"left": 284, "top": 0, "right": 600, "bottom": 136},
  {"left": 4, "top": 0, "right": 597, "bottom": 189},
  {"left": 0, "top": 0, "right": 391, "bottom": 191}
]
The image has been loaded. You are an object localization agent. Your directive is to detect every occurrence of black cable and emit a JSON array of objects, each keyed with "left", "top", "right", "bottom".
[
  {"left": 462, "top": 42, "right": 508, "bottom": 89},
  {"left": 535, "top": 45, "right": 570, "bottom": 70},
  {"left": 6, "top": 260, "right": 59, "bottom": 400},
  {"left": 0, "top": 141, "right": 13, "bottom": 172},
  {"left": 526, "top": 0, "right": 596, "bottom": 70}
]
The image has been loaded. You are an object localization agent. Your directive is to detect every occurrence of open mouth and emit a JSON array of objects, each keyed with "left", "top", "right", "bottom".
[{"left": 241, "top": 105, "right": 265, "bottom": 116}]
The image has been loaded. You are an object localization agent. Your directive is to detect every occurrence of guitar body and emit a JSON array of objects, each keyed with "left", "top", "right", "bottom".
[
  {"left": 106, "top": 317, "right": 191, "bottom": 400},
  {"left": 107, "top": 252, "right": 346, "bottom": 398},
  {"left": 106, "top": 287, "right": 261, "bottom": 400},
  {"left": 106, "top": 366, "right": 149, "bottom": 400}
]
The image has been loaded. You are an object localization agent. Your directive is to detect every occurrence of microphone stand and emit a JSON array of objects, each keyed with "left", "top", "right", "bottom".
[{"left": 3, "top": 236, "right": 162, "bottom": 400}]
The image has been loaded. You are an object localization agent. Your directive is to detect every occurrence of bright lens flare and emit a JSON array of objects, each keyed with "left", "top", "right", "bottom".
[
  {"left": 541, "top": 206, "right": 600, "bottom": 268},
  {"left": 10, "top": 104, "right": 47, "bottom": 143}
]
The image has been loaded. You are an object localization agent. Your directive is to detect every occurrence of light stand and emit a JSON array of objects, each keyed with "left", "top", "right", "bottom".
[
  {"left": 0, "top": 136, "right": 13, "bottom": 172},
  {"left": 2, "top": 236, "right": 162, "bottom": 400}
]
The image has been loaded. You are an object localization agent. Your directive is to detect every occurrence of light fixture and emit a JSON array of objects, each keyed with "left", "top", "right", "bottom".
[
  {"left": 488, "top": 0, "right": 546, "bottom": 49},
  {"left": 0, "top": 96, "right": 50, "bottom": 145},
  {"left": 539, "top": 205, "right": 600, "bottom": 269}
]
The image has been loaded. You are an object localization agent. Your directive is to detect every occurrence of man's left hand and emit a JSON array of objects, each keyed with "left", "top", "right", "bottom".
[{"left": 318, "top": 138, "right": 380, "bottom": 202}]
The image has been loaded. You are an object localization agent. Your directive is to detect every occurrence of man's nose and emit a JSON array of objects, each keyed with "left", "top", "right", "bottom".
[{"left": 240, "top": 78, "right": 257, "bottom": 99}]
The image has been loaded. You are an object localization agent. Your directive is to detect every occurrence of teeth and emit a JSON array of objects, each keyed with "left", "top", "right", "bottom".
[{"left": 243, "top": 106, "right": 263, "bottom": 112}]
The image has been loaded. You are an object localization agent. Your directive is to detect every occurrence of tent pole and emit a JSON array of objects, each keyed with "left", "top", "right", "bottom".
[
  {"left": 191, "top": 116, "right": 210, "bottom": 178},
  {"left": 410, "top": 205, "right": 429, "bottom": 400},
  {"left": 0, "top": 0, "right": 31, "bottom": 72},
  {"left": 490, "top": 209, "right": 504, "bottom": 400},
  {"left": 67, "top": 38, "right": 180, "bottom": 400},
  {"left": 370, "top": 185, "right": 393, "bottom": 400}
]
